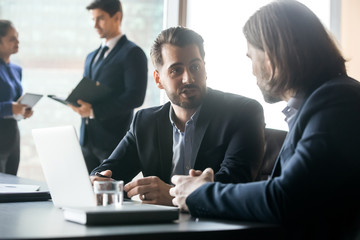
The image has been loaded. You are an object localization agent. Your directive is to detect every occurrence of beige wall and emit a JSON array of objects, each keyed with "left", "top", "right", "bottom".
[{"left": 341, "top": 0, "right": 360, "bottom": 80}]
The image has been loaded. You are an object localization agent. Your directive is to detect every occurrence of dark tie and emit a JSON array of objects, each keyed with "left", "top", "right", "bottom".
[{"left": 91, "top": 46, "right": 109, "bottom": 79}]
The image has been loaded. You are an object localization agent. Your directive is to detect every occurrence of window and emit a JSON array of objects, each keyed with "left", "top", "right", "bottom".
[
  {"left": 0, "top": 0, "right": 334, "bottom": 181},
  {"left": 186, "top": 0, "right": 331, "bottom": 130},
  {"left": 0, "top": 0, "right": 164, "bottom": 180}
]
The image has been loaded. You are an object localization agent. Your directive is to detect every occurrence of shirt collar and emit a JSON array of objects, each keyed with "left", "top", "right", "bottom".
[
  {"left": 101, "top": 34, "right": 123, "bottom": 51},
  {"left": 169, "top": 105, "right": 202, "bottom": 132},
  {"left": 282, "top": 95, "right": 304, "bottom": 128}
]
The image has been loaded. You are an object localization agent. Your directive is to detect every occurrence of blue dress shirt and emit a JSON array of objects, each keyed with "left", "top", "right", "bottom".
[
  {"left": 282, "top": 96, "right": 304, "bottom": 130},
  {"left": 169, "top": 106, "right": 201, "bottom": 176}
]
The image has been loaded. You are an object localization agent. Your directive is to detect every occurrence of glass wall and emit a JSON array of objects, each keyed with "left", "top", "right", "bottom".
[
  {"left": 0, "top": 0, "right": 333, "bottom": 181},
  {"left": 186, "top": 0, "right": 331, "bottom": 131},
  {"left": 0, "top": 0, "right": 164, "bottom": 180}
]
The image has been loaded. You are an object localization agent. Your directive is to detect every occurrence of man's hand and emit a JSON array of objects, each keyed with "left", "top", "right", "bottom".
[
  {"left": 90, "top": 170, "right": 113, "bottom": 185},
  {"left": 124, "top": 176, "right": 174, "bottom": 206},
  {"left": 169, "top": 168, "right": 214, "bottom": 212},
  {"left": 69, "top": 99, "right": 92, "bottom": 118}
]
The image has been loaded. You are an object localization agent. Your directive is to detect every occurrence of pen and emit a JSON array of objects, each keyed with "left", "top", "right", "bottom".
[{"left": 95, "top": 172, "right": 111, "bottom": 178}]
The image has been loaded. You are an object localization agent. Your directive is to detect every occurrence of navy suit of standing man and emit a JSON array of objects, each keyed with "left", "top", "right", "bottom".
[
  {"left": 70, "top": 0, "right": 148, "bottom": 173},
  {"left": 170, "top": 1, "right": 360, "bottom": 238}
]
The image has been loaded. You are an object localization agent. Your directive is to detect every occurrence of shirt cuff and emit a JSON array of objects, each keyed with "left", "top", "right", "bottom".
[{"left": 89, "top": 109, "right": 95, "bottom": 119}]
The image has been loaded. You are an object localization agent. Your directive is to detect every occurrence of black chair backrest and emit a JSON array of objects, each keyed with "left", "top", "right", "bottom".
[{"left": 256, "top": 128, "right": 287, "bottom": 181}]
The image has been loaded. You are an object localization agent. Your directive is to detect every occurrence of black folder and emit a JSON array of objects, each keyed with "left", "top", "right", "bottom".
[
  {"left": 0, "top": 190, "right": 51, "bottom": 203},
  {"left": 48, "top": 77, "right": 112, "bottom": 107},
  {"left": 0, "top": 176, "right": 51, "bottom": 203}
]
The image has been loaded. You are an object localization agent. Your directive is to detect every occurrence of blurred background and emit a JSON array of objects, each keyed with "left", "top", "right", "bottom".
[{"left": 0, "top": 0, "right": 358, "bottom": 181}]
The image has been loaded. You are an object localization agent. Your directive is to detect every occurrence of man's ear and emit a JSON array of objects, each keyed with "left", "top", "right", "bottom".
[
  {"left": 204, "top": 61, "right": 208, "bottom": 81},
  {"left": 154, "top": 70, "right": 164, "bottom": 89},
  {"left": 113, "top": 11, "right": 122, "bottom": 23},
  {"left": 264, "top": 52, "right": 274, "bottom": 77}
]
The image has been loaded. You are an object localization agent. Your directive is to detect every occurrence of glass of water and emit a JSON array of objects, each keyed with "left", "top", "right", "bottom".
[{"left": 93, "top": 180, "right": 124, "bottom": 207}]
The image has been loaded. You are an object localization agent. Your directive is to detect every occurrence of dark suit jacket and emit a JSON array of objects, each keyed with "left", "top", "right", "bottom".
[
  {"left": 186, "top": 76, "right": 360, "bottom": 237},
  {"left": 81, "top": 35, "right": 148, "bottom": 150},
  {"left": 91, "top": 88, "right": 265, "bottom": 185}
]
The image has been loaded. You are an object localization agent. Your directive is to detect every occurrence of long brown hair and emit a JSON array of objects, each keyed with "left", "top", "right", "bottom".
[{"left": 243, "top": 0, "right": 346, "bottom": 98}]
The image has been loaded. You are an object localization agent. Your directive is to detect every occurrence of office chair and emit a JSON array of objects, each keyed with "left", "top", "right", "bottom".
[{"left": 256, "top": 128, "right": 287, "bottom": 181}]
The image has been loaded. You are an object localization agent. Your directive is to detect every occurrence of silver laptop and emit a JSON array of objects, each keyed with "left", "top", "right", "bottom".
[{"left": 32, "top": 125, "right": 178, "bottom": 224}]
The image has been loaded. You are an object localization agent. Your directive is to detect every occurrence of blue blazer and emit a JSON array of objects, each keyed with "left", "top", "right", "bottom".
[
  {"left": 0, "top": 61, "right": 22, "bottom": 154},
  {"left": 0, "top": 61, "right": 22, "bottom": 117},
  {"left": 81, "top": 35, "right": 148, "bottom": 150},
  {"left": 91, "top": 88, "right": 265, "bottom": 185},
  {"left": 186, "top": 76, "right": 360, "bottom": 235}
]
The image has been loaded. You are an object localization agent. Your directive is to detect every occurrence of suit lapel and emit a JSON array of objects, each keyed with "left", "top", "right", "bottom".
[
  {"left": 156, "top": 103, "right": 174, "bottom": 183},
  {"left": 88, "top": 48, "right": 100, "bottom": 79},
  {"left": 0, "top": 68, "right": 7, "bottom": 82},
  {"left": 103, "top": 35, "right": 127, "bottom": 62},
  {"left": 92, "top": 35, "right": 128, "bottom": 80},
  {"left": 270, "top": 100, "right": 306, "bottom": 178},
  {"left": 192, "top": 89, "right": 216, "bottom": 168},
  {"left": 191, "top": 114, "right": 210, "bottom": 168},
  {"left": 270, "top": 145, "right": 285, "bottom": 178}
]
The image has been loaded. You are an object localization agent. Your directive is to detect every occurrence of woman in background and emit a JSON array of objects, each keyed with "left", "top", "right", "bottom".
[{"left": 0, "top": 20, "right": 32, "bottom": 175}]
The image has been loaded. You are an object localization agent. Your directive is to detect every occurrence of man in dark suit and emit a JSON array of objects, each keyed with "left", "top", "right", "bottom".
[
  {"left": 90, "top": 27, "right": 265, "bottom": 206},
  {"left": 170, "top": 1, "right": 360, "bottom": 238},
  {"left": 70, "top": 0, "right": 147, "bottom": 173}
]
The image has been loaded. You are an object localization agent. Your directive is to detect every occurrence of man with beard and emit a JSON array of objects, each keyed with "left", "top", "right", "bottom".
[
  {"left": 170, "top": 1, "right": 360, "bottom": 238},
  {"left": 90, "top": 26, "right": 265, "bottom": 206}
]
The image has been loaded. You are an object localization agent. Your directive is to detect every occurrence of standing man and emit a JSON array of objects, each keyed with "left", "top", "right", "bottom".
[
  {"left": 70, "top": 0, "right": 148, "bottom": 173},
  {"left": 91, "top": 27, "right": 265, "bottom": 206},
  {"left": 170, "top": 1, "right": 360, "bottom": 238}
]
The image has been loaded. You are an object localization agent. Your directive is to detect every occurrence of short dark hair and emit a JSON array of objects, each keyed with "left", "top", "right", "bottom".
[
  {"left": 86, "top": 0, "right": 122, "bottom": 17},
  {"left": 150, "top": 26, "right": 205, "bottom": 69},
  {"left": 243, "top": 0, "right": 346, "bottom": 97},
  {"left": 0, "top": 20, "right": 13, "bottom": 39}
]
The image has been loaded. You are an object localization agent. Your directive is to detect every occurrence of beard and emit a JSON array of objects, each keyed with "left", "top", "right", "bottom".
[
  {"left": 257, "top": 63, "right": 282, "bottom": 104},
  {"left": 167, "top": 84, "right": 206, "bottom": 109},
  {"left": 259, "top": 86, "right": 282, "bottom": 104}
]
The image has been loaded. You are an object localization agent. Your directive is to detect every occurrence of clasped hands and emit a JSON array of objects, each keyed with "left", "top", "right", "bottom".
[
  {"left": 90, "top": 168, "right": 214, "bottom": 211},
  {"left": 170, "top": 168, "right": 214, "bottom": 211}
]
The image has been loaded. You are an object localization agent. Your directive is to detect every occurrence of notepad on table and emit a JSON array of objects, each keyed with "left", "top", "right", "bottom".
[
  {"left": 0, "top": 183, "right": 40, "bottom": 193},
  {"left": 0, "top": 183, "right": 51, "bottom": 203}
]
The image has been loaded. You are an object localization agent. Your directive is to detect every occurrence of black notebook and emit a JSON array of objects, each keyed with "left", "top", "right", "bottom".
[
  {"left": 48, "top": 77, "right": 112, "bottom": 107},
  {"left": 0, "top": 177, "right": 51, "bottom": 203},
  {"left": 0, "top": 190, "right": 51, "bottom": 203}
]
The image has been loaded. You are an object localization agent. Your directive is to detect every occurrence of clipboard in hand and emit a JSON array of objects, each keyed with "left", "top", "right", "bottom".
[
  {"left": 48, "top": 77, "right": 112, "bottom": 107},
  {"left": 17, "top": 93, "right": 43, "bottom": 109}
]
